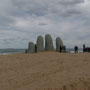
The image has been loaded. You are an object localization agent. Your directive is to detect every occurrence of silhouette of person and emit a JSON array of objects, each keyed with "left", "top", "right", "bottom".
[
  {"left": 74, "top": 46, "right": 78, "bottom": 53},
  {"left": 35, "top": 44, "right": 37, "bottom": 52},
  {"left": 60, "top": 46, "right": 62, "bottom": 52},
  {"left": 83, "top": 44, "right": 85, "bottom": 52}
]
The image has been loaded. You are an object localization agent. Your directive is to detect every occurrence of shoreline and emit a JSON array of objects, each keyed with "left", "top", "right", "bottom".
[{"left": 0, "top": 48, "right": 83, "bottom": 55}]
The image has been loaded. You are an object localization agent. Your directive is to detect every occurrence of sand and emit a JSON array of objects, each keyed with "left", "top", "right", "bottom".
[{"left": 0, "top": 52, "right": 90, "bottom": 90}]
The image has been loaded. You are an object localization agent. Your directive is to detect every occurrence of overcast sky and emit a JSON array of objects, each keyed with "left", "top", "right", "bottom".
[{"left": 0, "top": 0, "right": 90, "bottom": 48}]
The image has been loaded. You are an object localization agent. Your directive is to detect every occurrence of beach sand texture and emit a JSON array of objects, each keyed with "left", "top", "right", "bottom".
[{"left": 0, "top": 52, "right": 90, "bottom": 90}]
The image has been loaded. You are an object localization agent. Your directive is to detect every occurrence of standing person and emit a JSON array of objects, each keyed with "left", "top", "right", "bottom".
[
  {"left": 35, "top": 44, "right": 37, "bottom": 53},
  {"left": 83, "top": 44, "right": 85, "bottom": 52},
  {"left": 60, "top": 46, "right": 62, "bottom": 52},
  {"left": 74, "top": 46, "right": 78, "bottom": 53}
]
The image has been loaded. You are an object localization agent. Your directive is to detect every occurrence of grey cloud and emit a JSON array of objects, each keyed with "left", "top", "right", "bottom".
[
  {"left": 11, "top": 0, "right": 84, "bottom": 17},
  {"left": 38, "top": 22, "right": 48, "bottom": 26},
  {"left": 0, "top": 0, "right": 90, "bottom": 48}
]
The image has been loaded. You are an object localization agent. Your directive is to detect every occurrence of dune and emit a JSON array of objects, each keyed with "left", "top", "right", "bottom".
[{"left": 0, "top": 52, "right": 90, "bottom": 90}]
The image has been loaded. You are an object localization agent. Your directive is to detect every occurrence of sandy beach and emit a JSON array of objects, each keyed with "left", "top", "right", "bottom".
[{"left": 0, "top": 52, "right": 90, "bottom": 90}]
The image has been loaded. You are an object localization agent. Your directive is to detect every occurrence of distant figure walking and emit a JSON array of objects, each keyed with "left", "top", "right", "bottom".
[{"left": 74, "top": 46, "right": 78, "bottom": 53}]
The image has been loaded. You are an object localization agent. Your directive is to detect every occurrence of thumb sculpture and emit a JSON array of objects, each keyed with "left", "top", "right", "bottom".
[
  {"left": 45, "top": 34, "right": 54, "bottom": 51},
  {"left": 56, "top": 37, "right": 63, "bottom": 51},
  {"left": 28, "top": 42, "right": 35, "bottom": 53},
  {"left": 36, "top": 36, "right": 44, "bottom": 52}
]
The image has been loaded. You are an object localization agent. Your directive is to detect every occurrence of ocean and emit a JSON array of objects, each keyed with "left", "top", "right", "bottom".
[
  {"left": 0, "top": 49, "right": 26, "bottom": 55},
  {"left": 0, "top": 48, "right": 83, "bottom": 55},
  {"left": 66, "top": 48, "right": 83, "bottom": 53}
]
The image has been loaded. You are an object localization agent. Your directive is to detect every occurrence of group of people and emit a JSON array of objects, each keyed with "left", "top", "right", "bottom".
[
  {"left": 74, "top": 44, "right": 90, "bottom": 53},
  {"left": 26, "top": 44, "right": 90, "bottom": 53},
  {"left": 83, "top": 44, "right": 90, "bottom": 52}
]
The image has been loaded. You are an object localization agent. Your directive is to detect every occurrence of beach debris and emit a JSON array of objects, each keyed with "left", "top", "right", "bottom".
[
  {"left": 56, "top": 37, "right": 63, "bottom": 51},
  {"left": 74, "top": 46, "right": 78, "bottom": 53},
  {"left": 36, "top": 36, "right": 44, "bottom": 52},
  {"left": 28, "top": 42, "right": 35, "bottom": 53},
  {"left": 45, "top": 34, "right": 54, "bottom": 51}
]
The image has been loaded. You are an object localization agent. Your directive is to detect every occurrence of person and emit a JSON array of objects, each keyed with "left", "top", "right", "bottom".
[
  {"left": 74, "top": 46, "right": 78, "bottom": 53},
  {"left": 83, "top": 44, "right": 85, "bottom": 52},
  {"left": 60, "top": 45, "right": 66, "bottom": 53},
  {"left": 35, "top": 44, "right": 37, "bottom": 52}
]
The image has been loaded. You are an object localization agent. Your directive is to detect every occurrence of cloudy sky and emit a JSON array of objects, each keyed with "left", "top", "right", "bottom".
[{"left": 0, "top": 0, "right": 90, "bottom": 48}]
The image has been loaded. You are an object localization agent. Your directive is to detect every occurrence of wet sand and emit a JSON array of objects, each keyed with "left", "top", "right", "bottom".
[{"left": 0, "top": 52, "right": 90, "bottom": 90}]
